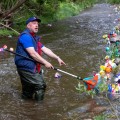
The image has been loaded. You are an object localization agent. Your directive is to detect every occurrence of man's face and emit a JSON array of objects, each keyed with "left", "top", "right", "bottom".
[{"left": 27, "top": 21, "right": 39, "bottom": 33}]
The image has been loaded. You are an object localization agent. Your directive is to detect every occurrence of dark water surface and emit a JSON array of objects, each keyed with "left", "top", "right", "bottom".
[{"left": 0, "top": 3, "right": 119, "bottom": 120}]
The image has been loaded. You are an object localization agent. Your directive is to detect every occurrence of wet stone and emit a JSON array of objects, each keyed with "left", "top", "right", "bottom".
[
  {"left": 94, "top": 96, "right": 110, "bottom": 106},
  {"left": 67, "top": 103, "right": 91, "bottom": 118}
]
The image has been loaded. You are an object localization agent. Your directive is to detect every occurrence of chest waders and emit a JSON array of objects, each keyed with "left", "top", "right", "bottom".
[{"left": 19, "top": 70, "right": 46, "bottom": 101}]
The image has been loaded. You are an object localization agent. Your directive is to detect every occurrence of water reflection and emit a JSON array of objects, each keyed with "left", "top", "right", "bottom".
[{"left": 0, "top": 51, "right": 8, "bottom": 62}]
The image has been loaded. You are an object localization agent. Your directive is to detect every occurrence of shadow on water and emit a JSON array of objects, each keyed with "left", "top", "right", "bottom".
[{"left": 0, "top": 3, "right": 119, "bottom": 120}]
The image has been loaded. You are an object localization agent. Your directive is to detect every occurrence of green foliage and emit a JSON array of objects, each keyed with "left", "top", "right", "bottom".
[
  {"left": 0, "top": 0, "right": 99, "bottom": 34},
  {"left": 0, "top": 0, "right": 17, "bottom": 10},
  {"left": 54, "top": 0, "right": 97, "bottom": 21},
  {"left": 75, "top": 82, "right": 86, "bottom": 93},
  {"left": 108, "top": 0, "right": 120, "bottom": 4},
  {"left": 12, "top": 5, "right": 38, "bottom": 31},
  {"left": 93, "top": 114, "right": 106, "bottom": 120},
  {"left": 31, "top": 0, "right": 98, "bottom": 23},
  {"left": 0, "top": 0, "right": 98, "bottom": 24},
  {"left": 55, "top": 2, "right": 82, "bottom": 20},
  {"left": 0, "top": 29, "right": 18, "bottom": 36},
  {"left": 40, "top": 0, "right": 60, "bottom": 23},
  {"left": 75, "top": 82, "right": 96, "bottom": 98},
  {"left": 98, "top": 82, "right": 108, "bottom": 92}
]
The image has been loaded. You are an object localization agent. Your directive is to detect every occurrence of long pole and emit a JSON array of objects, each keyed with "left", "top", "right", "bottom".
[
  {"left": 4, "top": 48, "right": 97, "bottom": 88},
  {"left": 4, "top": 48, "right": 82, "bottom": 80}
]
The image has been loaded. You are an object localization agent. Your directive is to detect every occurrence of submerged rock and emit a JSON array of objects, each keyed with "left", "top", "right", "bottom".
[{"left": 67, "top": 103, "right": 91, "bottom": 117}]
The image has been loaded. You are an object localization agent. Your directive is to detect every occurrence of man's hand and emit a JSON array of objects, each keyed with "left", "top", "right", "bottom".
[
  {"left": 57, "top": 57, "right": 66, "bottom": 66},
  {"left": 44, "top": 62, "right": 54, "bottom": 69}
]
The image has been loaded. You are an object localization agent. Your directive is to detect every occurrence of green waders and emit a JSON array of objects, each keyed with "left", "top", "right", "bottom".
[{"left": 17, "top": 69, "right": 46, "bottom": 101}]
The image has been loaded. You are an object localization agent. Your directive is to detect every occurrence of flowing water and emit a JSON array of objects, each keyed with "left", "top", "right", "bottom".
[{"left": 0, "top": 3, "right": 119, "bottom": 120}]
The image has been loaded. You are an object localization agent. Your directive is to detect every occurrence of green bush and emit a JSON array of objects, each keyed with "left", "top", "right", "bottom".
[
  {"left": 55, "top": 2, "right": 82, "bottom": 20},
  {"left": 109, "top": 0, "right": 120, "bottom": 4}
]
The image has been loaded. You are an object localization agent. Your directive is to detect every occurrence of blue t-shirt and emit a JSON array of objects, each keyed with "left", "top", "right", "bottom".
[{"left": 19, "top": 34, "right": 44, "bottom": 48}]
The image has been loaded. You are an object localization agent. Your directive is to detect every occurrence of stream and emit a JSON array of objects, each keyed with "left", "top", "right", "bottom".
[{"left": 0, "top": 3, "right": 120, "bottom": 120}]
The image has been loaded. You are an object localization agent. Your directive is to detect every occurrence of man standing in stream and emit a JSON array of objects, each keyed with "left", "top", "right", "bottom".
[{"left": 15, "top": 17, "right": 66, "bottom": 101}]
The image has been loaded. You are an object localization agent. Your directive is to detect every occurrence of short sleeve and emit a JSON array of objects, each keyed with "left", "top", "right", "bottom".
[{"left": 19, "top": 34, "right": 34, "bottom": 48}]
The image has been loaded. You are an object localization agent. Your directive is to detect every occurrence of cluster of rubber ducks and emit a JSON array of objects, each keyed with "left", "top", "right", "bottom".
[
  {"left": 0, "top": 45, "right": 14, "bottom": 52},
  {"left": 101, "top": 15, "right": 120, "bottom": 94}
]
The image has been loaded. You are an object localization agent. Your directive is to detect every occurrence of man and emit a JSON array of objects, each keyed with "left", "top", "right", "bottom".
[{"left": 15, "top": 17, "right": 66, "bottom": 101}]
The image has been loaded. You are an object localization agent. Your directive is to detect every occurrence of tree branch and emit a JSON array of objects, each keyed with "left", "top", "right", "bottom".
[
  {"left": 1, "top": 0, "right": 27, "bottom": 19},
  {"left": 0, "top": 22, "right": 20, "bottom": 35}
]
